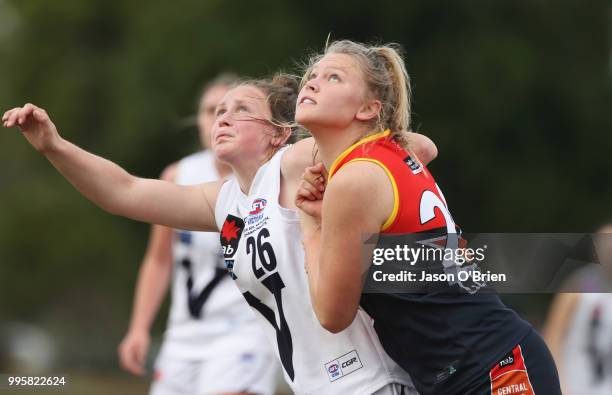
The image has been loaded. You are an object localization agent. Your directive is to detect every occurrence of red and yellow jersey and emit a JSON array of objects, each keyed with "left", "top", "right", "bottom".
[
  {"left": 328, "top": 129, "right": 457, "bottom": 235},
  {"left": 328, "top": 130, "right": 533, "bottom": 394}
]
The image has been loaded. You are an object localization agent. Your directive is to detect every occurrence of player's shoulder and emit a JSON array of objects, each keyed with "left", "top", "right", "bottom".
[
  {"left": 331, "top": 159, "right": 390, "bottom": 192},
  {"left": 280, "top": 137, "right": 316, "bottom": 182}
]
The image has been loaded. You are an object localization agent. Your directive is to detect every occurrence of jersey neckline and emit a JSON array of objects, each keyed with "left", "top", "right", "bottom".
[{"left": 328, "top": 129, "right": 391, "bottom": 181}]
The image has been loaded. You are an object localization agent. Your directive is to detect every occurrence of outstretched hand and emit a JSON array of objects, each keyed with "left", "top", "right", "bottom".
[{"left": 3, "top": 103, "right": 61, "bottom": 153}]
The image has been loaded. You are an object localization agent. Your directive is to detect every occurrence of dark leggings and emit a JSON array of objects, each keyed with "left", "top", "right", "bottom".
[{"left": 470, "top": 330, "right": 561, "bottom": 394}]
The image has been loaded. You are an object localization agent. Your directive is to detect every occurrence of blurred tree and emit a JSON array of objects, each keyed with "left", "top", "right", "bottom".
[{"left": 0, "top": 0, "right": 610, "bottom": 369}]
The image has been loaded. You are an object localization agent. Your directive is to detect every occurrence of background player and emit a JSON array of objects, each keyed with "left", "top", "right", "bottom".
[
  {"left": 118, "top": 74, "right": 279, "bottom": 395},
  {"left": 544, "top": 221, "right": 612, "bottom": 395}
]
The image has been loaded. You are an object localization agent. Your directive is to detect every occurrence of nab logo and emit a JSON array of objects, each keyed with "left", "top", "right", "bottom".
[
  {"left": 499, "top": 355, "right": 514, "bottom": 368},
  {"left": 220, "top": 215, "right": 244, "bottom": 260},
  {"left": 341, "top": 357, "right": 357, "bottom": 368},
  {"left": 249, "top": 198, "right": 267, "bottom": 215},
  {"left": 222, "top": 245, "right": 235, "bottom": 256}
]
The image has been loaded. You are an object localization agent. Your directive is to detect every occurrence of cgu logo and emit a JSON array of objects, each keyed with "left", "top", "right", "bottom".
[
  {"left": 249, "top": 198, "right": 267, "bottom": 215},
  {"left": 342, "top": 357, "right": 357, "bottom": 368}
]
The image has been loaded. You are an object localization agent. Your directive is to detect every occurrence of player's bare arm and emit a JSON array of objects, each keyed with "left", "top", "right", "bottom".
[
  {"left": 3, "top": 104, "right": 220, "bottom": 232},
  {"left": 302, "top": 161, "right": 394, "bottom": 333}
]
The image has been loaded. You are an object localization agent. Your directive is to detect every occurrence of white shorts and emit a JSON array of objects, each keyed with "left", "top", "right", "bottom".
[
  {"left": 372, "top": 383, "right": 420, "bottom": 395},
  {"left": 149, "top": 351, "right": 279, "bottom": 395}
]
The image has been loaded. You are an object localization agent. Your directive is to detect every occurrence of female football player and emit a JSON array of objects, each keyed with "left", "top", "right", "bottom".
[
  {"left": 295, "top": 40, "right": 562, "bottom": 395},
  {"left": 118, "top": 74, "right": 279, "bottom": 395},
  {"left": 544, "top": 221, "right": 612, "bottom": 395}
]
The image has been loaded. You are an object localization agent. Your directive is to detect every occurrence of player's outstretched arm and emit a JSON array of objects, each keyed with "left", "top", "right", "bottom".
[
  {"left": 3, "top": 104, "right": 220, "bottom": 232},
  {"left": 118, "top": 164, "right": 177, "bottom": 376}
]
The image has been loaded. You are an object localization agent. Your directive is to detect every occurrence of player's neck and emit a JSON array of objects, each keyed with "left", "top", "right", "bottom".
[
  {"left": 233, "top": 166, "right": 258, "bottom": 195},
  {"left": 231, "top": 153, "right": 272, "bottom": 195},
  {"left": 310, "top": 123, "right": 372, "bottom": 171},
  {"left": 214, "top": 159, "right": 232, "bottom": 179}
]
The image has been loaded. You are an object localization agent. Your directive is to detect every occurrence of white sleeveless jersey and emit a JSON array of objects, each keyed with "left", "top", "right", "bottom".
[
  {"left": 159, "top": 151, "right": 267, "bottom": 361},
  {"left": 563, "top": 292, "right": 612, "bottom": 395},
  {"left": 215, "top": 147, "right": 415, "bottom": 394}
]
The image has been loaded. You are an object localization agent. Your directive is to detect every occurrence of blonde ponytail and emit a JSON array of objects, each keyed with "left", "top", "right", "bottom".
[{"left": 302, "top": 40, "right": 414, "bottom": 149}]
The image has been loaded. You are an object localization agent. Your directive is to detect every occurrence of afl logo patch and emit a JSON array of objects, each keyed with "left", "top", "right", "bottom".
[
  {"left": 249, "top": 198, "right": 267, "bottom": 215},
  {"left": 324, "top": 350, "right": 362, "bottom": 382}
]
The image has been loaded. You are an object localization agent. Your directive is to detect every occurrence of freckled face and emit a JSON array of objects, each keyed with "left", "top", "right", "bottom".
[{"left": 212, "top": 85, "right": 276, "bottom": 165}]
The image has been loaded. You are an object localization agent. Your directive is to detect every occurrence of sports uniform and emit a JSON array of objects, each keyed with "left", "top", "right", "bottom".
[
  {"left": 562, "top": 269, "right": 612, "bottom": 395},
  {"left": 328, "top": 130, "right": 561, "bottom": 395},
  {"left": 151, "top": 151, "right": 277, "bottom": 395},
  {"left": 215, "top": 147, "right": 417, "bottom": 395}
]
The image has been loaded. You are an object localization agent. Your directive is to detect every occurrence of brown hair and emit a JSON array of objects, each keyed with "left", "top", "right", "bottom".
[
  {"left": 302, "top": 40, "right": 413, "bottom": 148},
  {"left": 239, "top": 73, "right": 304, "bottom": 144}
]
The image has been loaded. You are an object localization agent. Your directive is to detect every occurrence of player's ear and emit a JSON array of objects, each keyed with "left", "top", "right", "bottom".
[
  {"left": 271, "top": 127, "right": 291, "bottom": 147},
  {"left": 356, "top": 99, "right": 382, "bottom": 122}
]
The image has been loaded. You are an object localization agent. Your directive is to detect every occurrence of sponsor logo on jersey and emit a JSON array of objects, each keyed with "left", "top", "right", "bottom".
[
  {"left": 324, "top": 350, "right": 363, "bottom": 382},
  {"left": 246, "top": 198, "right": 267, "bottom": 225},
  {"left": 327, "top": 363, "right": 340, "bottom": 379},
  {"left": 221, "top": 215, "right": 245, "bottom": 260},
  {"left": 498, "top": 352, "right": 515, "bottom": 368},
  {"left": 249, "top": 198, "right": 267, "bottom": 215},
  {"left": 404, "top": 155, "right": 423, "bottom": 174},
  {"left": 490, "top": 345, "right": 535, "bottom": 395}
]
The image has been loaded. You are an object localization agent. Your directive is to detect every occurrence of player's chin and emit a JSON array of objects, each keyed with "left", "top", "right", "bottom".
[
  {"left": 213, "top": 142, "right": 235, "bottom": 163},
  {"left": 295, "top": 107, "right": 320, "bottom": 130}
]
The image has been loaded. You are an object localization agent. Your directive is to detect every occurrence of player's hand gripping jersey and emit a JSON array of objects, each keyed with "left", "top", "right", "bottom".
[
  {"left": 328, "top": 130, "right": 533, "bottom": 395},
  {"left": 215, "top": 147, "right": 416, "bottom": 395}
]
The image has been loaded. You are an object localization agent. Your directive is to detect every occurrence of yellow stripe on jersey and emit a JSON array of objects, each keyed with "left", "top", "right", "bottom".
[
  {"left": 328, "top": 129, "right": 391, "bottom": 182},
  {"left": 343, "top": 158, "right": 399, "bottom": 232}
]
